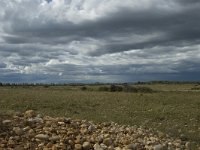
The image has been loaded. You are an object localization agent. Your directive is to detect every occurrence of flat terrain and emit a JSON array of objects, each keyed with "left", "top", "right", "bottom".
[{"left": 0, "top": 84, "right": 200, "bottom": 147}]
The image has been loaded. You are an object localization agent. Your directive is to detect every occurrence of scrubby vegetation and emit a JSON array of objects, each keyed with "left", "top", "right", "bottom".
[
  {"left": 98, "top": 85, "right": 154, "bottom": 93},
  {"left": 191, "top": 85, "right": 200, "bottom": 90},
  {"left": 0, "top": 83, "right": 199, "bottom": 147},
  {"left": 80, "top": 86, "right": 87, "bottom": 91}
]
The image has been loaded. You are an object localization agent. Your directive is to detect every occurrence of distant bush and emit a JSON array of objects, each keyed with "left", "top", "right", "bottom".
[
  {"left": 98, "top": 85, "right": 154, "bottom": 93},
  {"left": 110, "top": 85, "right": 123, "bottom": 92},
  {"left": 98, "top": 85, "right": 123, "bottom": 92},
  {"left": 43, "top": 85, "right": 49, "bottom": 88},
  {"left": 191, "top": 87, "right": 200, "bottom": 90},
  {"left": 123, "top": 85, "right": 136, "bottom": 92},
  {"left": 98, "top": 86, "right": 110, "bottom": 91},
  {"left": 123, "top": 85, "right": 154, "bottom": 93},
  {"left": 134, "top": 86, "right": 154, "bottom": 93},
  {"left": 80, "top": 86, "right": 87, "bottom": 91}
]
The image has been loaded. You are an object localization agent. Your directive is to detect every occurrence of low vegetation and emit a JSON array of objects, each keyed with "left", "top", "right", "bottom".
[
  {"left": 98, "top": 85, "right": 154, "bottom": 93},
  {"left": 0, "top": 83, "right": 199, "bottom": 148}
]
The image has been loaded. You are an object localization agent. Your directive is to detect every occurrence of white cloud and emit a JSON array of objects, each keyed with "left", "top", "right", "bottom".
[{"left": 0, "top": 0, "right": 200, "bottom": 82}]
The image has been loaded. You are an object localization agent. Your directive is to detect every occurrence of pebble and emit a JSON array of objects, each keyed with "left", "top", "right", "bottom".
[
  {"left": 28, "top": 117, "right": 43, "bottom": 124},
  {"left": 23, "top": 126, "right": 31, "bottom": 131},
  {"left": 7, "top": 139, "right": 15, "bottom": 146},
  {"left": 94, "top": 143, "right": 104, "bottom": 150},
  {"left": 24, "top": 110, "right": 36, "bottom": 118},
  {"left": 126, "top": 143, "right": 137, "bottom": 150},
  {"left": 35, "top": 134, "right": 49, "bottom": 140},
  {"left": 100, "top": 143, "right": 108, "bottom": 149},
  {"left": 154, "top": 144, "right": 164, "bottom": 150},
  {"left": 180, "top": 134, "right": 187, "bottom": 141},
  {"left": 13, "top": 127, "right": 24, "bottom": 135},
  {"left": 82, "top": 142, "right": 91, "bottom": 150},
  {"left": 75, "top": 144, "right": 82, "bottom": 150},
  {"left": 103, "top": 138, "right": 112, "bottom": 146},
  {"left": 49, "top": 136, "right": 60, "bottom": 142},
  {"left": 0, "top": 110, "right": 197, "bottom": 149},
  {"left": 88, "top": 125, "right": 96, "bottom": 132},
  {"left": 2, "top": 120, "right": 12, "bottom": 125}
]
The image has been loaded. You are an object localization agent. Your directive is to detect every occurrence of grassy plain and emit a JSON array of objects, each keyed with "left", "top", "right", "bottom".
[{"left": 0, "top": 84, "right": 199, "bottom": 146}]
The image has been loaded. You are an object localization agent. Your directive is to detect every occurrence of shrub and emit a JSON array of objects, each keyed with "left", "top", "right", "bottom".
[
  {"left": 98, "top": 86, "right": 110, "bottom": 91},
  {"left": 135, "top": 86, "right": 154, "bottom": 93},
  {"left": 191, "top": 87, "right": 200, "bottom": 90},
  {"left": 43, "top": 85, "right": 49, "bottom": 88},
  {"left": 110, "top": 85, "right": 123, "bottom": 92},
  {"left": 123, "top": 85, "right": 154, "bottom": 93},
  {"left": 98, "top": 85, "right": 153, "bottom": 93},
  {"left": 80, "top": 86, "right": 87, "bottom": 91},
  {"left": 123, "top": 85, "right": 136, "bottom": 92}
]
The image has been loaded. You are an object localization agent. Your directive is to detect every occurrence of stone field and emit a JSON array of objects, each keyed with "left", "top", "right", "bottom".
[{"left": 0, "top": 110, "right": 195, "bottom": 150}]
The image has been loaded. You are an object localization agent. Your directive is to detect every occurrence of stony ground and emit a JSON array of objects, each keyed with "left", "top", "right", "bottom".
[{"left": 0, "top": 110, "right": 197, "bottom": 150}]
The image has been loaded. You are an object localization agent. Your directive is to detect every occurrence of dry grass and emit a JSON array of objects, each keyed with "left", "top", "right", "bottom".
[{"left": 0, "top": 85, "right": 199, "bottom": 146}]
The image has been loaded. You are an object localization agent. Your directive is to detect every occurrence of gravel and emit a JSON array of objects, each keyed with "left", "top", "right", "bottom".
[{"left": 0, "top": 110, "right": 196, "bottom": 149}]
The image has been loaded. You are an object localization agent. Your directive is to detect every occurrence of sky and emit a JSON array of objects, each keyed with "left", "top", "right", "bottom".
[{"left": 0, "top": 0, "right": 200, "bottom": 83}]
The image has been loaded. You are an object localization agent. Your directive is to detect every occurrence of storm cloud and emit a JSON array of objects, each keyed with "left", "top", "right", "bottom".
[{"left": 0, "top": 0, "right": 200, "bottom": 83}]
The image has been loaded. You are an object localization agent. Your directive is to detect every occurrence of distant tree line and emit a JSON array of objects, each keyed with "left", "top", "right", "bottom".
[
  {"left": 98, "top": 84, "right": 154, "bottom": 93},
  {"left": 135, "top": 81, "right": 200, "bottom": 85},
  {"left": 0, "top": 81, "right": 200, "bottom": 87}
]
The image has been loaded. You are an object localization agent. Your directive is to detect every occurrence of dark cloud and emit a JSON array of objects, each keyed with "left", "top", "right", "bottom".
[
  {"left": 0, "top": 0, "right": 200, "bottom": 83},
  {"left": 3, "top": 0, "right": 200, "bottom": 56},
  {"left": 0, "top": 63, "right": 6, "bottom": 68}
]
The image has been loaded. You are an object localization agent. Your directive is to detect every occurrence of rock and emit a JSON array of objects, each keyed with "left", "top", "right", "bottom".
[
  {"left": 14, "top": 145, "right": 25, "bottom": 150},
  {"left": 7, "top": 139, "right": 15, "bottom": 147},
  {"left": 74, "top": 136, "right": 82, "bottom": 144},
  {"left": 23, "top": 126, "right": 31, "bottom": 131},
  {"left": 103, "top": 138, "right": 112, "bottom": 146},
  {"left": 68, "top": 140, "right": 75, "bottom": 146},
  {"left": 38, "top": 143, "right": 44, "bottom": 147},
  {"left": 180, "top": 134, "right": 187, "bottom": 141},
  {"left": 64, "top": 118, "right": 71, "bottom": 124},
  {"left": 108, "top": 145, "right": 114, "bottom": 150},
  {"left": 28, "top": 117, "right": 43, "bottom": 124},
  {"left": 185, "top": 142, "right": 190, "bottom": 148},
  {"left": 24, "top": 110, "right": 36, "bottom": 118},
  {"left": 49, "top": 136, "right": 60, "bottom": 142},
  {"left": 100, "top": 143, "right": 108, "bottom": 149},
  {"left": 115, "top": 147, "right": 122, "bottom": 150},
  {"left": 82, "top": 142, "right": 91, "bottom": 150},
  {"left": 0, "top": 110, "right": 195, "bottom": 149},
  {"left": 174, "top": 142, "right": 181, "bottom": 148},
  {"left": 185, "top": 142, "right": 195, "bottom": 149},
  {"left": 0, "top": 144, "right": 6, "bottom": 148},
  {"left": 52, "top": 144, "right": 59, "bottom": 150},
  {"left": 14, "top": 112, "right": 23, "bottom": 117},
  {"left": 37, "top": 114, "right": 42, "bottom": 118},
  {"left": 104, "top": 134, "right": 110, "bottom": 138},
  {"left": 75, "top": 144, "right": 82, "bottom": 150},
  {"left": 14, "top": 136, "right": 21, "bottom": 141},
  {"left": 158, "top": 132, "right": 165, "bottom": 138},
  {"left": 88, "top": 125, "right": 96, "bottom": 132},
  {"left": 28, "top": 129, "right": 35, "bottom": 137},
  {"left": 94, "top": 143, "right": 104, "bottom": 150},
  {"left": 154, "top": 144, "right": 165, "bottom": 150},
  {"left": 46, "top": 142, "right": 54, "bottom": 148},
  {"left": 13, "top": 127, "right": 24, "bottom": 135},
  {"left": 2, "top": 120, "right": 12, "bottom": 125},
  {"left": 126, "top": 143, "right": 137, "bottom": 150},
  {"left": 35, "top": 134, "right": 49, "bottom": 140}
]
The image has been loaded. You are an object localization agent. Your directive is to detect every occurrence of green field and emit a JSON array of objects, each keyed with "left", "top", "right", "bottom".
[{"left": 0, "top": 84, "right": 200, "bottom": 146}]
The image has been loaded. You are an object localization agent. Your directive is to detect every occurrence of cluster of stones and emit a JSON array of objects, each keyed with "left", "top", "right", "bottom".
[{"left": 0, "top": 110, "right": 193, "bottom": 150}]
